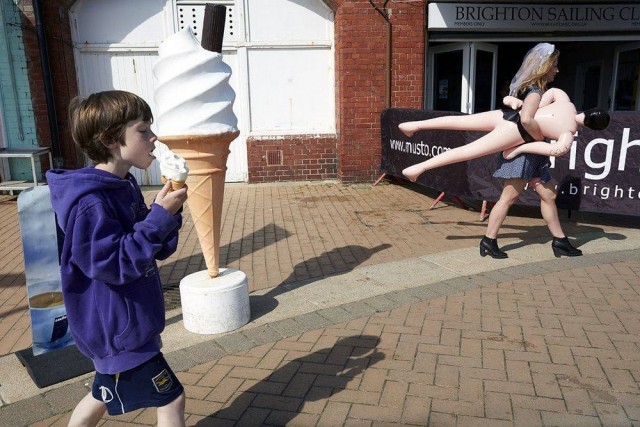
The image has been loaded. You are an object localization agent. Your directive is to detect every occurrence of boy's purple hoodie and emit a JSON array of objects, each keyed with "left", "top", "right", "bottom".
[{"left": 46, "top": 167, "right": 181, "bottom": 374}]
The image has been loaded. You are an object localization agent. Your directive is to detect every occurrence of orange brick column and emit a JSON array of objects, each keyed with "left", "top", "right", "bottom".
[{"left": 334, "top": 0, "right": 425, "bottom": 183}]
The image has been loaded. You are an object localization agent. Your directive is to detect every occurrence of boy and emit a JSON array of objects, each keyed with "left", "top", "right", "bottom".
[{"left": 46, "top": 90, "right": 188, "bottom": 426}]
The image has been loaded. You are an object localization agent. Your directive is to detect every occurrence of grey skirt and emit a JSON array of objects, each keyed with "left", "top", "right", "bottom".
[{"left": 493, "top": 152, "right": 552, "bottom": 183}]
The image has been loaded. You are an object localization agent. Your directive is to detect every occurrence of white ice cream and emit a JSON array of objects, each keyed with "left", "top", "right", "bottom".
[
  {"left": 153, "top": 27, "right": 238, "bottom": 137},
  {"left": 153, "top": 141, "right": 189, "bottom": 182}
]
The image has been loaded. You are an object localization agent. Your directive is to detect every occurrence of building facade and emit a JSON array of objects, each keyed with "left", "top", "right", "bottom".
[{"left": 0, "top": 0, "right": 638, "bottom": 185}]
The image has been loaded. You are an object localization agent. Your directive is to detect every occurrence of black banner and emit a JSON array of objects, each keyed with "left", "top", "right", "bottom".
[{"left": 381, "top": 108, "right": 640, "bottom": 216}]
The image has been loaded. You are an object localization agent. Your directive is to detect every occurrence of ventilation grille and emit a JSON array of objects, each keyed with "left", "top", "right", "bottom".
[
  {"left": 176, "top": 2, "right": 236, "bottom": 43},
  {"left": 266, "top": 150, "right": 283, "bottom": 166}
]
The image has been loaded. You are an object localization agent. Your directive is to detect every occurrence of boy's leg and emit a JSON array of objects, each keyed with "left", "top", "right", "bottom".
[
  {"left": 157, "top": 391, "right": 186, "bottom": 427},
  {"left": 68, "top": 392, "right": 107, "bottom": 427}
]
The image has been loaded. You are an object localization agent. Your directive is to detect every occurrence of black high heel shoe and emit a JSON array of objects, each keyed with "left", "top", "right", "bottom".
[
  {"left": 552, "top": 237, "right": 582, "bottom": 257},
  {"left": 480, "top": 236, "right": 508, "bottom": 259}
]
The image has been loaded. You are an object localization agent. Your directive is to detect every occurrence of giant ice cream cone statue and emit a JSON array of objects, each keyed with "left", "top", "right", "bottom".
[
  {"left": 153, "top": 23, "right": 238, "bottom": 278},
  {"left": 153, "top": 6, "right": 250, "bottom": 335},
  {"left": 161, "top": 133, "right": 237, "bottom": 277}
]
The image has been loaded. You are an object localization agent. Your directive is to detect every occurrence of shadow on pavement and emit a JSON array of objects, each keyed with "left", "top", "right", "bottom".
[
  {"left": 160, "top": 223, "right": 292, "bottom": 310},
  {"left": 0, "top": 272, "right": 26, "bottom": 289},
  {"left": 195, "top": 335, "right": 384, "bottom": 426},
  {"left": 446, "top": 221, "right": 627, "bottom": 253},
  {"left": 160, "top": 223, "right": 291, "bottom": 280},
  {"left": 219, "top": 224, "right": 292, "bottom": 267},
  {"left": 249, "top": 243, "right": 392, "bottom": 320},
  {"left": 0, "top": 274, "right": 28, "bottom": 318}
]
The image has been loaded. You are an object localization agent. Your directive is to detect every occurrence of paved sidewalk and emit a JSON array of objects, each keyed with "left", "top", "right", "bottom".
[{"left": 0, "top": 180, "right": 639, "bottom": 426}]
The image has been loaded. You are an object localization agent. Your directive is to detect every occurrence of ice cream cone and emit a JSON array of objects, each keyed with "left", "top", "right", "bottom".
[
  {"left": 161, "top": 131, "right": 239, "bottom": 277},
  {"left": 161, "top": 176, "right": 187, "bottom": 191},
  {"left": 171, "top": 180, "right": 187, "bottom": 190}
]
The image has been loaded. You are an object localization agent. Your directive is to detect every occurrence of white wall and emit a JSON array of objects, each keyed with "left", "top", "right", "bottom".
[
  {"left": 71, "top": 0, "right": 176, "bottom": 185},
  {"left": 71, "top": 0, "right": 335, "bottom": 183},
  {"left": 243, "top": 0, "right": 335, "bottom": 134}
]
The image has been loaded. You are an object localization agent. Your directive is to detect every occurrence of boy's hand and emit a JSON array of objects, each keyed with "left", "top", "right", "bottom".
[{"left": 155, "top": 181, "right": 188, "bottom": 215}]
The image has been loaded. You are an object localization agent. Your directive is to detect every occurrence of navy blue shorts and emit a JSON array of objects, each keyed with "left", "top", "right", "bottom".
[{"left": 91, "top": 353, "right": 183, "bottom": 415}]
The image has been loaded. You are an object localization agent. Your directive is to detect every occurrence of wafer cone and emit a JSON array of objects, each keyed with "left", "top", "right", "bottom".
[
  {"left": 161, "top": 176, "right": 187, "bottom": 191},
  {"left": 161, "top": 131, "right": 239, "bottom": 277}
]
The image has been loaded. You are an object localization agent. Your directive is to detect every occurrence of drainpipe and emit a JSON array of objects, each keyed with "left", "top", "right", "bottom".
[
  {"left": 369, "top": 0, "right": 392, "bottom": 108},
  {"left": 33, "top": 0, "right": 62, "bottom": 166}
]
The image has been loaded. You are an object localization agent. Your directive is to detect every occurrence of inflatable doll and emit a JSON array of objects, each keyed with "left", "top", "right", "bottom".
[
  {"left": 400, "top": 43, "right": 609, "bottom": 182},
  {"left": 400, "top": 88, "right": 609, "bottom": 182}
]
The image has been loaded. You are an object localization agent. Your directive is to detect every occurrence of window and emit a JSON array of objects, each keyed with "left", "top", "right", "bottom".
[
  {"left": 426, "top": 42, "right": 497, "bottom": 113},
  {"left": 612, "top": 43, "right": 640, "bottom": 111}
]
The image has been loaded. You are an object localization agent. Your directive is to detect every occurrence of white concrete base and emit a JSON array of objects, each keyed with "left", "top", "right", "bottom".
[{"left": 179, "top": 268, "right": 250, "bottom": 334}]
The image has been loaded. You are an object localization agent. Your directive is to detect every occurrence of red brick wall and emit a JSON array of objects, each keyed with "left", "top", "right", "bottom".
[
  {"left": 334, "top": 0, "right": 425, "bottom": 183},
  {"left": 392, "top": 2, "right": 426, "bottom": 109},
  {"left": 19, "top": 0, "right": 81, "bottom": 170},
  {"left": 247, "top": 135, "right": 337, "bottom": 183},
  {"left": 18, "top": 0, "right": 48, "bottom": 165}
]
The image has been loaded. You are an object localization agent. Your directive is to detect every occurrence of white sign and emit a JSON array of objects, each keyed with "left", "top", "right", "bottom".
[{"left": 428, "top": 3, "right": 640, "bottom": 31}]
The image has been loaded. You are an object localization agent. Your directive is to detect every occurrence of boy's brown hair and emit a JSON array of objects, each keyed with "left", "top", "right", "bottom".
[{"left": 69, "top": 90, "right": 153, "bottom": 164}]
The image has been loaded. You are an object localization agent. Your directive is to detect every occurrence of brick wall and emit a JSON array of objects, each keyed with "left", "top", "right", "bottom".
[
  {"left": 247, "top": 135, "right": 337, "bottom": 183},
  {"left": 19, "top": 0, "right": 81, "bottom": 170},
  {"left": 334, "top": 0, "right": 425, "bottom": 183},
  {"left": 391, "top": 2, "right": 426, "bottom": 109}
]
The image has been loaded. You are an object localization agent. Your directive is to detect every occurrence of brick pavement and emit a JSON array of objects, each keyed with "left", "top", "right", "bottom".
[
  {"left": 0, "top": 181, "right": 639, "bottom": 425},
  {"left": 3, "top": 180, "right": 596, "bottom": 357},
  {"left": 4, "top": 252, "right": 639, "bottom": 426}
]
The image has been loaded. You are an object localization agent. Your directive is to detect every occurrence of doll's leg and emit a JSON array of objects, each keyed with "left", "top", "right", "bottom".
[
  {"left": 402, "top": 124, "right": 521, "bottom": 182},
  {"left": 399, "top": 111, "right": 502, "bottom": 137},
  {"left": 502, "top": 131, "right": 574, "bottom": 159}
]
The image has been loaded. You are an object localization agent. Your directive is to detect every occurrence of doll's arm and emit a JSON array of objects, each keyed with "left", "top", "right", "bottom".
[
  {"left": 502, "top": 131, "right": 575, "bottom": 159},
  {"left": 504, "top": 88, "right": 569, "bottom": 110},
  {"left": 502, "top": 96, "right": 522, "bottom": 110}
]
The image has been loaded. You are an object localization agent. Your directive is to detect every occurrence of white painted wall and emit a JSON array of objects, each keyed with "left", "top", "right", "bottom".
[
  {"left": 247, "top": 48, "right": 334, "bottom": 132},
  {"left": 71, "top": 0, "right": 179, "bottom": 185},
  {"left": 70, "top": 0, "right": 335, "bottom": 183},
  {"left": 242, "top": 0, "right": 335, "bottom": 134},
  {"left": 72, "top": 0, "right": 168, "bottom": 46}
]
